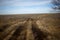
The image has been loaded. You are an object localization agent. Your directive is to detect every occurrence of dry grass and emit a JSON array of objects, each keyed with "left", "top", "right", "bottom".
[{"left": 0, "top": 13, "right": 60, "bottom": 40}]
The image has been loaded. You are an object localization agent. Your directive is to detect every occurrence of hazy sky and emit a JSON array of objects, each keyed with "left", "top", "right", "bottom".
[{"left": 0, "top": 0, "right": 52, "bottom": 14}]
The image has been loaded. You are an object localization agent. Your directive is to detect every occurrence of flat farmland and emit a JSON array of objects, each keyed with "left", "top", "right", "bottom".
[{"left": 0, "top": 13, "right": 60, "bottom": 40}]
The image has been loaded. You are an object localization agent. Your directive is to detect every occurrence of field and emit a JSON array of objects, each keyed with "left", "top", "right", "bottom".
[{"left": 0, "top": 13, "right": 60, "bottom": 40}]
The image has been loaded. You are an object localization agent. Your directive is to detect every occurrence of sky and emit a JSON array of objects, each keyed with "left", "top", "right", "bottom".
[{"left": 0, "top": 0, "right": 53, "bottom": 14}]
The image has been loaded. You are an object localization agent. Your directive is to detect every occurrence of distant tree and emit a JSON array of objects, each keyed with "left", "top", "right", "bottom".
[{"left": 51, "top": 0, "right": 60, "bottom": 12}]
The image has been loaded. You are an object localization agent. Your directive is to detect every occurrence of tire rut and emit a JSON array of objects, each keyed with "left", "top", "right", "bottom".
[
  {"left": 32, "top": 21, "right": 47, "bottom": 40},
  {"left": 0, "top": 21, "right": 26, "bottom": 40}
]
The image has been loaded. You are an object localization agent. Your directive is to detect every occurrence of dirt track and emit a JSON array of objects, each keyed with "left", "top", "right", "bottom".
[{"left": 0, "top": 14, "right": 60, "bottom": 40}]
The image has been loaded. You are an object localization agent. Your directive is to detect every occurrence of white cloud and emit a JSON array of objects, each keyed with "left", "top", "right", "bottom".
[
  {"left": 3, "top": 7, "right": 51, "bottom": 14},
  {"left": 12, "top": 1, "right": 50, "bottom": 6},
  {"left": 0, "top": 0, "right": 51, "bottom": 6},
  {"left": 0, "top": 0, "right": 52, "bottom": 14}
]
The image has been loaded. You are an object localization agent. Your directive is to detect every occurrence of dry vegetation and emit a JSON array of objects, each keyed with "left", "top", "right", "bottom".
[{"left": 0, "top": 13, "right": 60, "bottom": 40}]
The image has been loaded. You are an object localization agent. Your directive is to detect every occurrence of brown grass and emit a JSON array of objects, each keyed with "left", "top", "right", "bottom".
[{"left": 0, "top": 13, "right": 60, "bottom": 40}]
